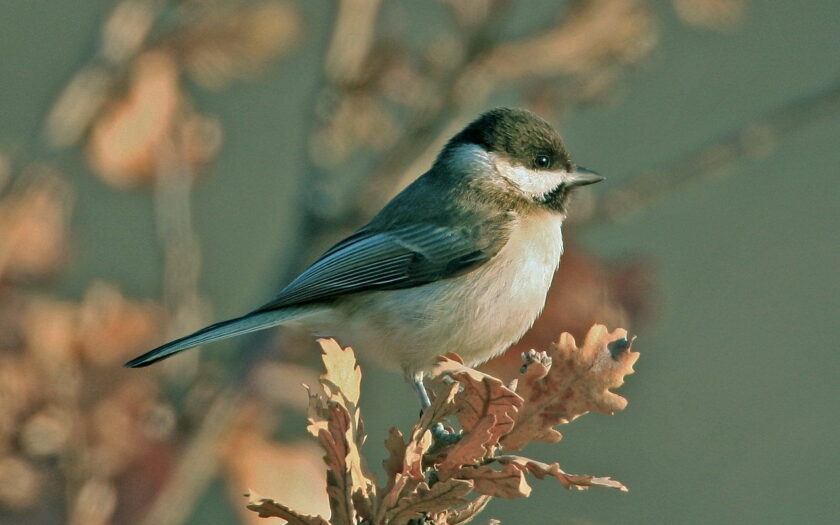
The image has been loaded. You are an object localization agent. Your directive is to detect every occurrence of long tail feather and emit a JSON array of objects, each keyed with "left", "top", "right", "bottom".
[{"left": 124, "top": 306, "right": 315, "bottom": 368}]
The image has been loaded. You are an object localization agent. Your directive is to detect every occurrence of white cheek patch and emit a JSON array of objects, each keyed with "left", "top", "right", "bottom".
[{"left": 494, "top": 158, "right": 567, "bottom": 198}]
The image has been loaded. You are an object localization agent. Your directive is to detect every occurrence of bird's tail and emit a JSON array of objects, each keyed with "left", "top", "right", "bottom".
[{"left": 124, "top": 305, "right": 319, "bottom": 368}]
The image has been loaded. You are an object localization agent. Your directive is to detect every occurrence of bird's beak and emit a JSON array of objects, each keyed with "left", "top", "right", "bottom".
[{"left": 565, "top": 166, "right": 604, "bottom": 187}]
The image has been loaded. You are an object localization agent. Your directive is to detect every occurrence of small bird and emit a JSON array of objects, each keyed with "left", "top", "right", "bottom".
[{"left": 125, "top": 107, "right": 603, "bottom": 408}]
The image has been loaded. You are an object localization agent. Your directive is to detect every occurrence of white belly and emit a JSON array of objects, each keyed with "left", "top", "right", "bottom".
[{"left": 308, "top": 213, "right": 565, "bottom": 376}]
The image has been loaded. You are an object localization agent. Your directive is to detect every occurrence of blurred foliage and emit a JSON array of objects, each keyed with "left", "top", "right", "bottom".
[{"left": 1, "top": 0, "right": 836, "bottom": 523}]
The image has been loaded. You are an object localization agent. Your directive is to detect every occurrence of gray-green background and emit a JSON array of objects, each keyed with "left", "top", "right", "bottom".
[{"left": 1, "top": 1, "right": 838, "bottom": 523}]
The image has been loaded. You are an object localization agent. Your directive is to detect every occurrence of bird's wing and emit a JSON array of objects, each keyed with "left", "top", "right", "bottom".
[{"left": 253, "top": 219, "right": 512, "bottom": 312}]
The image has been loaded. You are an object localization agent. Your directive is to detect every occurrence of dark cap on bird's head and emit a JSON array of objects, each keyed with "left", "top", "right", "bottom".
[
  {"left": 444, "top": 107, "right": 574, "bottom": 172},
  {"left": 436, "top": 108, "right": 603, "bottom": 213}
]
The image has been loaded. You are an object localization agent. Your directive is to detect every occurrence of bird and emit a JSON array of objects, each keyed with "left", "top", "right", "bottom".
[{"left": 125, "top": 107, "right": 604, "bottom": 409}]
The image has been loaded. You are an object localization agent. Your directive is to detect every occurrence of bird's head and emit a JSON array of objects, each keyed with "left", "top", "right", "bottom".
[{"left": 438, "top": 107, "right": 603, "bottom": 213}]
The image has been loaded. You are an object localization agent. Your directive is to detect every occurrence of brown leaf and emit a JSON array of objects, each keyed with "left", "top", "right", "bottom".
[
  {"left": 502, "top": 325, "right": 638, "bottom": 451},
  {"left": 307, "top": 341, "right": 375, "bottom": 524},
  {"left": 0, "top": 456, "right": 43, "bottom": 509},
  {"left": 447, "top": 494, "right": 492, "bottom": 525},
  {"left": 90, "top": 376, "right": 164, "bottom": 475},
  {"left": 87, "top": 51, "right": 181, "bottom": 187},
  {"left": 378, "top": 425, "right": 431, "bottom": 514},
  {"left": 308, "top": 397, "right": 371, "bottom": 524},
  {"left": 318, "top": 338, "right": 362, "bottom": 406},
  {"left": 245, "top": 490, "right": 330, "bottom": 525},
  {"left": 0, "top": 175, "right": 73, "bottom": 280},
  {"left": 77, "top": 281, "right": 161, "bottom": 365},
  {"left": 483, "top": 0, "right": 655, "bottom": 79},
  {"left": 385, "top": 479, "right": 473, "bottom": 524},
  {"left": 457, "top": 463, "right": 531, "bottom": 499},
  {"left": 20, "top": 407, "right": 72, "bottom": 457},
  {"left": 495, "top": 455, "right": 628, "bottom": 492},
  {"left": 223, "top": 412, "right": 329, "bottom": 525},
  {"left": 381, "top": 427, "right": 405, "bottom": 494},
  {"left": 20, "top": 297, "right": 78, "bottom": 367},
  {"left": 432, "top": 355, "right": 522, "bottom": 445},
  {"left": 377, "top": 383, "right": 457, "bottom": 520},
  {"left": 436, "top": 414, "right": 496, "bottom": 481},
  {"left": 417, "top": 381, "right": 460, "bottom": 431},
  {"left": 172, "top": 2, "right": 301, "bottom": 89}
]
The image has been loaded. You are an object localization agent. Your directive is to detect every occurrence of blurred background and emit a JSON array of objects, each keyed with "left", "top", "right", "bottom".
[{"left": 0, "top": 1, "right": 837, "bottom": 524}]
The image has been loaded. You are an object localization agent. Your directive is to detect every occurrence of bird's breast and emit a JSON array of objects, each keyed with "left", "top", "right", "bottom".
[{"left": 323, "top": 213, "right": 565, "bottom": 376}]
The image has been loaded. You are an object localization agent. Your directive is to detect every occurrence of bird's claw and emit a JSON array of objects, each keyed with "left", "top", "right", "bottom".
[
  {"left": 520, "top": 348, "right": 552, "bottom": 373},
  {"left": 431, "top": 422, "right": 462, "bottom": 447}
]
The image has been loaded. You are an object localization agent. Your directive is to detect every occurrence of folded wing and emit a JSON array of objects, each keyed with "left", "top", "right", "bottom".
[{"left": 254, "top": 220, "right": 511, "bottom": 312}]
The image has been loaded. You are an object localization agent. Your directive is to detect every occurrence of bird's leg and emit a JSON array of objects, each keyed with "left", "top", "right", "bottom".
[
  {"left": 520, "top": 348, "right": 552, "bottom": 374},
  {"left": 412, "top": 373, "right": 432, "bottom": 410},
  {"left": 413, "top": 373, "right": 461, "bottom": 447}
]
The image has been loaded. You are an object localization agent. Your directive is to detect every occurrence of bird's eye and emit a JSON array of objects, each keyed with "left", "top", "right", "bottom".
[{"left": 534, "top": 155, "right": 551, "bottom": 169}]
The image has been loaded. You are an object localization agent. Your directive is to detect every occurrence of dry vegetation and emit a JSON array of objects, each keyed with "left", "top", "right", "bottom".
[
  {"left": 247, "top": 328, "right": 637, "bottom": 524},
  {"left": 1, "top": 0, "right": 835, "bottom": 523}
]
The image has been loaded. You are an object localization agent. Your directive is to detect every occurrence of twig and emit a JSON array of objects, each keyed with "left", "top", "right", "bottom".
[
  {"left": 137, "top": 388, "right": 245, "bottom": 525},
  {"left": 153, "top": 136, "right": 206, "bottom": 380},
  {"left": 324, "top": 0, "right": 385, "bottom": 85}
]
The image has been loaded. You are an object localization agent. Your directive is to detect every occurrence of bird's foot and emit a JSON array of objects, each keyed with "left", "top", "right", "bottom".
[
  {"left": 430, "top": 422, "right": 462, "bottom": 448},
  {"left": 520, "top": 348, "right": 552, "bottom": 374}
]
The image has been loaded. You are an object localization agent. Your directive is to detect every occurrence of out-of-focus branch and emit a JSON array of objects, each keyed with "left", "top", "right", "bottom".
[
  {"left": 135, "top": 3, "right": 394, "bottom": 523},
  {"left": 357, "top": 0, "right": 655, "bottom": 217},
  {"left": 324, "top": 0, "right": 384, "bottom": 85},
  {"left": 137, "top": 390, "right": 245, "bottom": 525},
  {"left": 584, "top": 75, "right": 840, "bottom": 226},
  {"left": 353, "top": 0, "right": 513, "bottom": 213},
  {"left": 153, "top": 136, "right": 208, "bottom": 380}
]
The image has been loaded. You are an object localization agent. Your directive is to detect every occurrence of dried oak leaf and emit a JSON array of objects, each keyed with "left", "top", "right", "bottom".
[
  {"left": 77, "top": 281, "right": 161, "bottom": 365},
  {"left": 223, "top": 410, "right": 328, "bottom": 524},
  {"left": 246, "top": 490, "right": 329, "bottom": 525},
  {"left": 502, "top": 324, "right": 638, "bottom": 451},
  {"left": 483, "top": 0, "right": 655, "bottom": 79},
  {"left": 377, "top": 384, "right": 456, "bottom": 517},
  {"left": 318, "top": 338, "right": 361, "bottom": 407},
  {"left": 0, "top": 175, "right": 73, "bottom": 280},
  {"left": 457, "top": 462, "right": 531, "bottom": 499},
  {"left": 428, "top": 355, "right": 523, "bottom": 480},
  {"left": 87, "top": 51, "right": 181, "bottom": 187},
  {"left": 417, "top": 380, "right": 460, "bottom": 431},
  {"left": 436, "top": 414, "right": 498, "bottom": 481},
  {"left": 446, "top": 494, "right": 492, "bottom": 525},
  {"left": 384, "top": 479, "right": 473, "bottom": 524},
  {"left": 432, "top": 354, "right": 523, "bottom": 449},
  {"left": 307, "top": 339, "right": 375, "bottom": 524},
  {"left": 171, "top": 2, "right": 301, "bottom": 89},
  {"left": 381, "top": 427, "right": 406, "bottom": 492},
  {"left": 495, "top": 456, "right": 627, "bottom": 492}
]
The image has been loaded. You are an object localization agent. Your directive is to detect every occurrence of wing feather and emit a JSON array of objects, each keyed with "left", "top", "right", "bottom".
[{"left": 254, "top": 219, "right": 511, "bottom": 312}]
